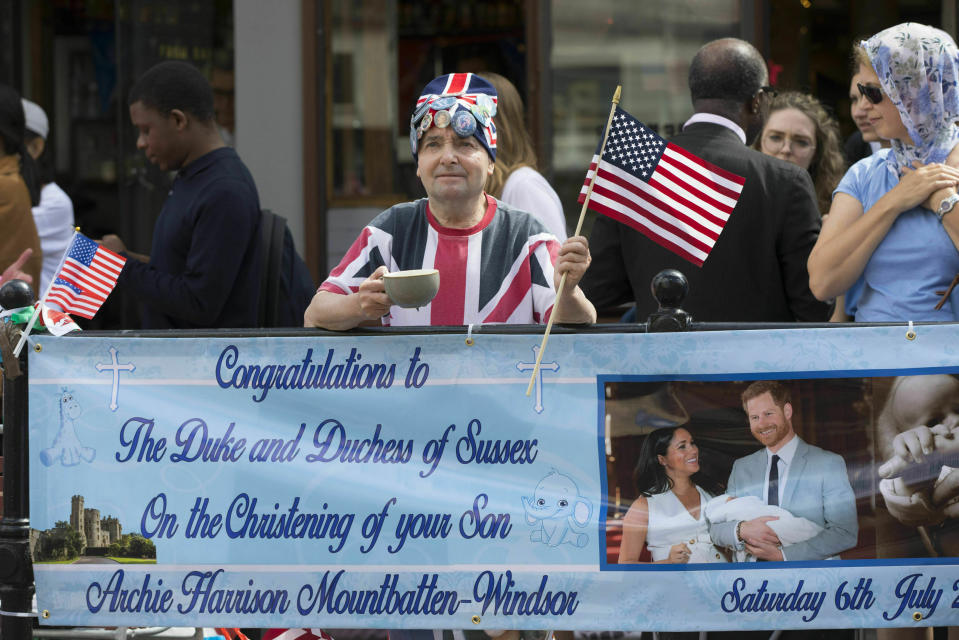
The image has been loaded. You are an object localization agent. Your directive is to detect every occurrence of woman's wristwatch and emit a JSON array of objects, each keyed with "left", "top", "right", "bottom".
[{"left": 936, "top": 192, "right": 959, "bottom": 222}]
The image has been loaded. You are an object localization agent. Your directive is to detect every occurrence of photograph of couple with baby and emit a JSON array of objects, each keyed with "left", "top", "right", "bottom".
[{"left": 603, "top": 375, "right": 959, "bottom": 566}]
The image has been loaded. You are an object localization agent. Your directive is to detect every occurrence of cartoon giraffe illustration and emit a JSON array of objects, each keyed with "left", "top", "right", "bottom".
[{"left": 40, "top": 388, "right": 95, "bottom": 467}]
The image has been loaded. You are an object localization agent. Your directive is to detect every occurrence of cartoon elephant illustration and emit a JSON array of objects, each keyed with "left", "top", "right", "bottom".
[{"left": 522, "top": 470, "right": 592, "bottom": 547}]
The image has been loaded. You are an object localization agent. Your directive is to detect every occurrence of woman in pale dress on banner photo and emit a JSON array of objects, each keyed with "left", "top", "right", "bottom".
[{"left": 619, "top": 426, "right": 729, "bottom": 565}]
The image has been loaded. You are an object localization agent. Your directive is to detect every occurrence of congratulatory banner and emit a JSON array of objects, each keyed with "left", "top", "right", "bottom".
[{"left": 26, "top": 326, "right": 959, "bottom": 630}]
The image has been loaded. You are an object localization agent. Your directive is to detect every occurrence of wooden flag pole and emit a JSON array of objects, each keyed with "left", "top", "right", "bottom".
[{"left": 526, "top": 85, "right": 622, "bottom": 396}]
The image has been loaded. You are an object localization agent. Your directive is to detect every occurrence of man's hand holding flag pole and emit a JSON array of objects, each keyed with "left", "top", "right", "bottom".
[{"left": 526, "top": 86, "right": 745, "bottom": 394}]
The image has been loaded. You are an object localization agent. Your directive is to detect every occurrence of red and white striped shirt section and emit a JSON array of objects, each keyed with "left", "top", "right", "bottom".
[{"left": 321, "top": 196, "right": 559, "bottom": 326}]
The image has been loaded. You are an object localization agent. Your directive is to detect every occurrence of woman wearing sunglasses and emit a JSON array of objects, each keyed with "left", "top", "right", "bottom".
[{"left": 807, "top": 23, "right": 959, "bottom": 321}]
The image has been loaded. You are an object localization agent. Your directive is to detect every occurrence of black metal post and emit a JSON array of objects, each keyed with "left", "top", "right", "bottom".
[
  {"left": 0, "top": 279, "right": 36, "bottom": 638},
  {"left": 646, "top": 268, "right": 691, "bottom": 332}
]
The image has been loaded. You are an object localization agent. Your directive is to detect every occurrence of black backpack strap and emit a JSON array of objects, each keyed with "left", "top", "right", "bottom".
[{"left": 258, "top": 209, "right": 287, "bottom": 327}]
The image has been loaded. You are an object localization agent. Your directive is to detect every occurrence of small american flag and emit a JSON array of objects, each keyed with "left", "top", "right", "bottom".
[
  {"left": 45, "top": 232, "right": 125, "bottom": 319},
  {"left": 579, "top": 106, "right": 745, "bottom": 266}
]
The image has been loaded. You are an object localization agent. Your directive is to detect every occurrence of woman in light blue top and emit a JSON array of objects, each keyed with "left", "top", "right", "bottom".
[{"left": 808, "top": 23, "right": 959, "bottom": 321}]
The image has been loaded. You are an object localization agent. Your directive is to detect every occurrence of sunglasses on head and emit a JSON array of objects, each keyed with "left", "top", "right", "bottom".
[{"left": 857, "top": 82, "right": 884, "bottom": 105}]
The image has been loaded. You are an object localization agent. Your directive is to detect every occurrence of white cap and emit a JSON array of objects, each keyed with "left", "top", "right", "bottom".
[{"left": 22, "top": 98, "right": 49, "bottom": 139}]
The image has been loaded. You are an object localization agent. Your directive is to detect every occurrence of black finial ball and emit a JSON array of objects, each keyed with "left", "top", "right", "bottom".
[
  {"left": 0, "top": 279, "right": 35, "bottom": 310},
  {"left": 650, "top": 269, "right": 688, "bottom": 309}
]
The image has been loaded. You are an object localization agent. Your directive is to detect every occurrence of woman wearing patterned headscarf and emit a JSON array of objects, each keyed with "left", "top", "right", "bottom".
[{"left": 807, "top": 23, "right": 959, "bottom": 321}]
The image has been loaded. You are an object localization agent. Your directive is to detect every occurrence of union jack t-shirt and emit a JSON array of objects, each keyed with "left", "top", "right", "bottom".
[{"left": 320, "top": 195, "right": 561, "bottom": 325}]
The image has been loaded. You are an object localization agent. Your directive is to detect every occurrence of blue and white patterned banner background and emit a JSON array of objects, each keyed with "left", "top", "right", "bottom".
[{"left": 26, "top": 326, "right": 959, "bottom": 629}]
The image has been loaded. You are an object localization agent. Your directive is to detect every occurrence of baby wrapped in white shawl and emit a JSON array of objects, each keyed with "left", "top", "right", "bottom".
[{"left": 704, "top": 494, "right": 823, "bottom": 562}]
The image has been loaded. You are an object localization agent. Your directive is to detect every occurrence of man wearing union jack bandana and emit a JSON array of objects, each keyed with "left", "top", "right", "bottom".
[{"left": 305, "top": 73, "right": 595, "bottom": 329}]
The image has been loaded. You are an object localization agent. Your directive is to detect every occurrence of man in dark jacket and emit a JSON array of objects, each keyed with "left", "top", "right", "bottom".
[
  {"left": 582, "top": 38, "right": 831, "bottom": 323},
  {"left": 101, "top": 61, "right": 261, "bottom": 329}
]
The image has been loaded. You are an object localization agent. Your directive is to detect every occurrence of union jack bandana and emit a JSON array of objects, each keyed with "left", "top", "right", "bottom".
[{"left": 410, "top": 72, "right": 498, "bottom": 160}]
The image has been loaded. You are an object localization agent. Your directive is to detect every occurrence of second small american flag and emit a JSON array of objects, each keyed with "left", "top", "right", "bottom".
[
  {"left": 578, "top": 106, "right": 745, "bottom": 266},
  {"left": 46, "top": 232, "right": 126, "bottom": 319}
]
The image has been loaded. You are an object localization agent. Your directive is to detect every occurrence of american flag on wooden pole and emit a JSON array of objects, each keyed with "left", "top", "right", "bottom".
[
  {"left": 526, "top": 86, "right": 625, "bottom": 396},
  {"left": 578, "top": 106, "right": 745, "bottom": 266},
  {"left": 14, "top": 231, "right": 125, "bottom": 355}
]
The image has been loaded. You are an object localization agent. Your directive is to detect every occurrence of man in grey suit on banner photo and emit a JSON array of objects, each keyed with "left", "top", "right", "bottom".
[{"left": 710, "top": 380, "right": 859, "bottom": 561}]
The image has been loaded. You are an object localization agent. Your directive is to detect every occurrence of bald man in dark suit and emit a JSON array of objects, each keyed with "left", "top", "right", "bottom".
[{"left": 582, "top": 38, "right": 831, "bottom": 323}]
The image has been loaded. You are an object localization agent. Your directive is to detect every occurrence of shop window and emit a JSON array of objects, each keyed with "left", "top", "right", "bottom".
[
  {"left": 326, "top": 0, "right": 526, "bottom": 207},
  {"left": 549, "top": 0, "right": 739, "bottom": 233}
]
